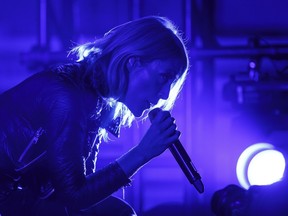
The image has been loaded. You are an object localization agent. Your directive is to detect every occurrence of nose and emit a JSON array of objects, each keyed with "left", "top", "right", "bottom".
[{"left": 158, "top": 83, "right": 171, "bottom": 100}]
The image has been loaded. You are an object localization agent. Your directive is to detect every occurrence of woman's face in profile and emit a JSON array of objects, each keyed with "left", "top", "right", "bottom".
[{"left": 121, "top": 59, "right": 179, "bottom": 117}]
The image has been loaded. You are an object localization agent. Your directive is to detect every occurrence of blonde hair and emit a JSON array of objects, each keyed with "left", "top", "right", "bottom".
[{"left": 70, "top": 16, "right": 189, "bottom": 126}]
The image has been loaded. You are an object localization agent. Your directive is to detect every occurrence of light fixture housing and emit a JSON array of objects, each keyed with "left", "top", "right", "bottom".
[{"left": 236, "top": 143, "right": 286, "bottom": 189}]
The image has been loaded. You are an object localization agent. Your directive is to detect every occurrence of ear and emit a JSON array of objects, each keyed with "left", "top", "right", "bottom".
[{"left": 127, "top": 57, "right": 140, "bottom": 72}]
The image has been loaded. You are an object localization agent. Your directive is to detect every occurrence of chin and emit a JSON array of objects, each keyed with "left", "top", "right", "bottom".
[
  {"left": 131, "top": 107, "right": 149, "bottom": 118},
  {"left": 138, "top": 108, "right": 152, "bottom": 118},
  {"left": 126, "top": 102, "right": 150, "bottom": 118},
  {"left": 133, "top": 110, "right": 143, "bottom": 118}
]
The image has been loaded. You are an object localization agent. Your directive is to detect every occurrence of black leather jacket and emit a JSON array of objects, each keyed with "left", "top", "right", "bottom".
[{"left": 0, "top": 64, "right": 130, "bottom": 211}]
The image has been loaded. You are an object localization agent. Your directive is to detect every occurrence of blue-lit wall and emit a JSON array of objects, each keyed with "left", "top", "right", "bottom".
[{"left": 1, "top": 0, "right": 288, "bottom": 215}]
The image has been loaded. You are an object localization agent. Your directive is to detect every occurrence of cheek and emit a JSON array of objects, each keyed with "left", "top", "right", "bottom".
[
  {"left": 138, "top": 80, "right": 160, "bottom": 98},
  {"left": 131, "top": 76, "right": 151, "bottom": 93},
  {"left": 128, "top": 67, "right": 161, "bottom": 99}
]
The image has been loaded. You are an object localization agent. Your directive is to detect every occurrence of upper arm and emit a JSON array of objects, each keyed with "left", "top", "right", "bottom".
[{"left": 39, "top": 82, "right": 88, "bottom": 197}]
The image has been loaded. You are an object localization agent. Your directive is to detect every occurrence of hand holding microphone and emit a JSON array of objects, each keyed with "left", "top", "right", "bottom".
[{"left": 148, "top": 108, "right": 204, "bottom": 194}]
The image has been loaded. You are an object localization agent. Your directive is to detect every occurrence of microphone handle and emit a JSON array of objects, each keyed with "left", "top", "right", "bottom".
[
  {"left": 169, "top": 140, "right": 204, "bottom": 193},
  {"left": 147, "top": 108, "right": 204, "bottom": 193}
]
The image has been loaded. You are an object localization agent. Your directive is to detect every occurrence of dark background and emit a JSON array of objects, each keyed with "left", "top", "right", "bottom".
[{"left": 1, "top": 0, "right": 288, "bottom": 215}]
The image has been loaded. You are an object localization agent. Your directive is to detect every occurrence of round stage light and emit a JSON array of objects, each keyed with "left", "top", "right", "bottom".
[{"left": 236, "top": 143, "right": 286, "bottom": 189}]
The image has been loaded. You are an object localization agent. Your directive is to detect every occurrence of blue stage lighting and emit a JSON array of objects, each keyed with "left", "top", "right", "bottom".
[{"left": 236, "top": 143, "right": 286, "bottom": 189}]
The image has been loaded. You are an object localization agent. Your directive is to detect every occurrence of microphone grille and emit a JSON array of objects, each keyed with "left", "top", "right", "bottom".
[{"left": 148, "top": 108, "right": 161, "bottom": 122}]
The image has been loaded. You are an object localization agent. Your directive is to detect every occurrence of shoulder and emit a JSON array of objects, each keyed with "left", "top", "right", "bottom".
[
  {"left": 0, "top": 70, "right": 79, "bottom": 111},
  {"left": 15, "top": 65, "right": 89, "bottom": 118}
]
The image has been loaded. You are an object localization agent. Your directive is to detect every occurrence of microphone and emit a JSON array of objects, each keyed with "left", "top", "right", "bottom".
[{"left": 149, "top": 108, "right": 204, "bottom": 194}]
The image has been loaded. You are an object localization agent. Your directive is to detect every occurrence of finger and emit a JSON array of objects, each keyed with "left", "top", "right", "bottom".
[
  {"left": 164, "top": 130, "right": 181, "bottom": 146},
  {"left": 158, "top": 117, "right": 175, "bottom": 131},
  {"left": 163, "top": 123, "right": 177, "bottom": 137}
]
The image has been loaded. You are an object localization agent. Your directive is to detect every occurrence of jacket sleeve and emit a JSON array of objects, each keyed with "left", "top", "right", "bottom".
[{"left": 39, "top": 80, "right": 130, "bottom": 210}]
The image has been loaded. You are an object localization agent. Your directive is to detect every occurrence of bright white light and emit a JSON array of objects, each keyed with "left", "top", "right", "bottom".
[
  {"left": 248, "top": 150, "right": 286, "bottom": 186},
  {"left": 236, "top": 143, "right": 286, "bottom": 189}
]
